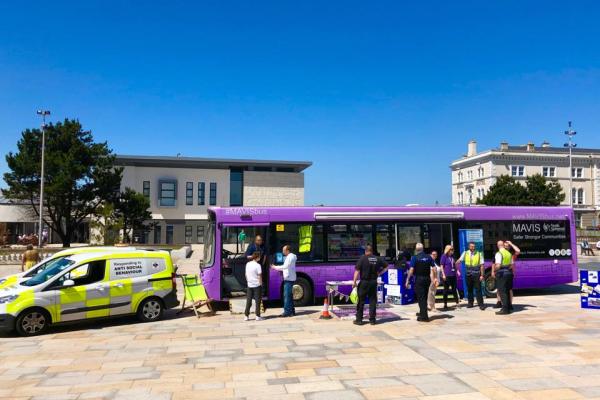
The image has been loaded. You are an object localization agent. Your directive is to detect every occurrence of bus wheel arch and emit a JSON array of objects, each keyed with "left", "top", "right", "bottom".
[{"left": 288, "top": 274, "right": 313, "bottom": 307}]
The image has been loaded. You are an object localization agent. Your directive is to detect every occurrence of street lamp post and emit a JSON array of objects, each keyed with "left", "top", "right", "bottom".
[
  {"left": 564, "top": 121, "right": 577, "bottom": 207},
  {"left": 36, "top": 110, "right": 50, "bottom": 248}
]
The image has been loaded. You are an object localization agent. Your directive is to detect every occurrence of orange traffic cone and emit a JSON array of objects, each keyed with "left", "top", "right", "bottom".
[{"left": 319, "top": 297, "right": 333, "bottom": 319}]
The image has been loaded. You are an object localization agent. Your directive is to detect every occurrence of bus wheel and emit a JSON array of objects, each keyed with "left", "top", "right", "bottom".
[
  {"left": 16, "top": 308, "right": 50, "bottom": 336},
  {"left": 484, "top": 271, "right": 497, "bottom": 298},
  {"left": 292, "top": 276, "right": 313, "bottom": 307}
]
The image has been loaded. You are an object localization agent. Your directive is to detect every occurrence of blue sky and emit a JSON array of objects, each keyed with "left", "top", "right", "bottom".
[{"left": 1, "top": 1, "right": 599, "bottom": 205}]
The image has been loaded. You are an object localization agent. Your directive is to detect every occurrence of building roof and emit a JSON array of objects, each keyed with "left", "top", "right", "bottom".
[
  {"left": 501, "top": 145, "right": 600, "bottom": 155},
  {"left": 115, "top": 155, "right": 312, "bottom": 172}
]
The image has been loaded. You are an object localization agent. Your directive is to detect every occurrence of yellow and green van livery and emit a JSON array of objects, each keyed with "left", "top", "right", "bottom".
[
  {"left": 0, "top": 250, "right": 178, "bottom": 336},
  {"left": 0, "top": 246, "right": 136, "bottom": 290}
]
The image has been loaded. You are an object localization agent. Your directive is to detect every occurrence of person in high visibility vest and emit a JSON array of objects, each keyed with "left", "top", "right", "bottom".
[
  {"left": 493, "top": 240, "right": 520, "bottom": 310},
  {"left": 493, "top": 240, "right": 514, "bottom": 315},
  {"left": 455, "top": 242, "right": 486, "bottom": 310}
]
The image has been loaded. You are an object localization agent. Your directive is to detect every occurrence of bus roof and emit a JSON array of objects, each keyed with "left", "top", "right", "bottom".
[{"left": 208, "top": 206, "right": 574, "bottom": 224}]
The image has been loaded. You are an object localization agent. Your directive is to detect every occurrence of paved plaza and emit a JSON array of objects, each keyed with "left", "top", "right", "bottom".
[{"left": 1, "top": 274, "right": 600, "bottom": 400}]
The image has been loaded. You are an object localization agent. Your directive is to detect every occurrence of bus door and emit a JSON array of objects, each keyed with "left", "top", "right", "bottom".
[{"left": 220, "top": 224, "right": 269, "bottom": 298}]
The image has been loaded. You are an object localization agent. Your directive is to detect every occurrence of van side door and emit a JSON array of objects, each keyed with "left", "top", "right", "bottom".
[
  {"left": 56, "top": 260, "right": 109, "bottom": 322},
  {"left": 108, "top": 258, "right": 153, "bottom": 316}
]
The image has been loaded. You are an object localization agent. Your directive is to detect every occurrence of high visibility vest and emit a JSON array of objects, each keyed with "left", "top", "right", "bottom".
[
  {"left": 498, "top": 248, "right": 512, "bottom": 267},
  {"left": 298, "top": 225, "right": 312, "bottom": 253},
  {"left": 464, "top": 251, "right": 481, "bottom": 267}
]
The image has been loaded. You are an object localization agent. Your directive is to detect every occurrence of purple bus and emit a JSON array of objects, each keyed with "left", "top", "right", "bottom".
[{"left": 200, "top": 206, "right": 577, "bottom": 305}]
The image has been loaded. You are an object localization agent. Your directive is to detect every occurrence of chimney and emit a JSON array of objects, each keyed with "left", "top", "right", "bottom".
[
  {"left": 526, "top": 142, "right": 535, "bottom": 152},
  {"left": 467, "top": 140, "right": 477, "bottom": 157},
  {"left": 541, "top": 141, "right": 550, "bottom": 148},
  {"left": 500, "top": 141, "right": 509, "bottom": 151}
]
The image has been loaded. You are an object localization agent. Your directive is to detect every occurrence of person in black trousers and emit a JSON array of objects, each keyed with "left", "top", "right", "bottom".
[
  {"left": 405, "top": 243, "right": 437, "bottom": 322},
  {"left": 352, "top": 245, "right": 389, "bottom": 325}
]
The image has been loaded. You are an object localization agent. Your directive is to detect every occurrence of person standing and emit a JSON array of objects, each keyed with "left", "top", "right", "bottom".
[
  {"left": 405, "top": 243, "right": 437, "bottom": 322},
  {"left": 271, "top": 245, "right": 297, "bottom": 317},
  {"left": 494, "top": 240, "right": 520, "bottom": 310},
  {"left": 440, "top": 245, "right": 460, "bottom": 310},
  {"left": 244, "top": 252, "right": 264, "bottom": 321},
  {"left": 21, "top": 244, "right": 40, "bottom": 272},
  {"left": 352, "top": 244, "right": 388, "bottom": 325},
  {"left": 456, "top": 242, "right": 485, "bottom": 310},
  {"left": 493, "top": 240, "right": 514, "bottom": 315},
  {"left": 245, "top": 235, "right": 266, "bottom": 263},
  {"left": 427, "top": 250, "right": 441, "bottom": 313},
  {"left": 238, "top": 229, "right": 247, "bottom": 252}
]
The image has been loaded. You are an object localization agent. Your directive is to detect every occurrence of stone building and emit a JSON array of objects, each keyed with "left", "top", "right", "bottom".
[
  {"left": 450, "top": 140, "right": 600, "bottom": 228},
  {"left": 116, "top": 155, "right": 311, "bottom": 245}
]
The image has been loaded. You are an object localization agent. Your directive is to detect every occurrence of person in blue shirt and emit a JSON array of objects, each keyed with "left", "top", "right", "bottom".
[
  {"left": 405, "top": 243, "right": 438, "bottom": 322},
  {"left": 245, "top": 235, "right": 266, "bottom": 264}
]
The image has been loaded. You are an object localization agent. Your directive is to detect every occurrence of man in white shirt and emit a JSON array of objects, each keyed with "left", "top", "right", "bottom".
[
  {"left": 244, "top": 252, "right": 264, "bottom": 321},
  {"left": 271, "top": 245, "right": 297, "bottom": 317}
]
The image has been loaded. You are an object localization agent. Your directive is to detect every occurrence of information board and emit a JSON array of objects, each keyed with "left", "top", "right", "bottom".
[{"left": 580, "top": 268, "right": 600, "bottom": 309}]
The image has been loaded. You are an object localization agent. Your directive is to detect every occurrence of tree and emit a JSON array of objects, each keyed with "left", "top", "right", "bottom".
[
  {"left": 524, "top": 174, "right": 565, "bottom": 206},
  {"left": 3, "top": 119, "right": 122, "bottom": 247},
  {"left": 478, "top": 174, "right": 565, "bottom": 206},
  {"left": 478, "top": 175, "right": 528, "bottom": 206},
  {"left": 116, "top": 188, "right": 154, "bottom": 243},
  {"left": 89, "top": 202, "right": 123, "bottom": 245}
]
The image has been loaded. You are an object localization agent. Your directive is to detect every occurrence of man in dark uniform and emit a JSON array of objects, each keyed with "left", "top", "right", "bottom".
[
  {"left": 352, "top": 244, "right": 389, "bottom": 325},
  {"left": 405, "top": 243, "right": 437, "bottom": 322}
]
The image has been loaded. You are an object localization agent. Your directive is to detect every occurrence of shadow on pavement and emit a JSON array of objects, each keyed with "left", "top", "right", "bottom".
[{"left": 515, "top": 283, "right": 580, "bottom": 297}]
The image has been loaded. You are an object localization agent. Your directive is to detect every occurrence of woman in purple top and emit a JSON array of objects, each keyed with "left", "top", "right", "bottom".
[{"left": 440, "top": 245, "right": 460, "bottom": 310}]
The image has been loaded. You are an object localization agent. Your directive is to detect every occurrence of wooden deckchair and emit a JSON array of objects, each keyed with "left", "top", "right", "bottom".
[{"left": 178, "top": 274, "right": 214, "bottom": 317}]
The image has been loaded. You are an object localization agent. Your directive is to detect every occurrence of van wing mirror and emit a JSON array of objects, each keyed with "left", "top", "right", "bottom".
[{"left": 62, "top": 279, "right": 75, "bottom": 287}]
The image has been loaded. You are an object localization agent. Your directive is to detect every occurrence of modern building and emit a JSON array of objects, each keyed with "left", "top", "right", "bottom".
[
  {"left": 450, "top": 140, "right": 600, "bottom": 228},
  {"left": 115, "top": 155, "right": 312, "bottom": 245}
]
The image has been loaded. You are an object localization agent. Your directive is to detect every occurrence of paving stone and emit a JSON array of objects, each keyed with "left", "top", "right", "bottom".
[
  {"left": 305, "top": 389, "right": 365, "bottom": 400},
  {"left": 401, "top": 374, "right": 474, "bottom": 396},
  {"left": 499, "top": 377, "right": 567, "bottom": 391},
  {"left": 316, "top": 366, "right": 355, "bottom": 375},
  {"left": 266, "top": 377, "right": 300, "bottom": 385},
  {"left": 343, "top": 377, "right": 402, "bottom": 388}
]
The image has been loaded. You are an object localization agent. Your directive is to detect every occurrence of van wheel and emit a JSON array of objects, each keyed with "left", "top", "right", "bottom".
[
  {"left": 292, "top": 276, "right": 313, "bottom": 307},
  {"left": 16, "top": 308, "right": 50, "bottom": 336},
  {"left": 484, "top": 271, "right": 497, "bottom": 298},
  {"left": 137, "top": 297, "right": 164, "bottom": 322}
]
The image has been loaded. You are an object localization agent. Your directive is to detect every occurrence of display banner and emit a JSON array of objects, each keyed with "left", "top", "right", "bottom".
[
  {"left": 580, "top": 268, "right": 600, "bottom": 309},
  {"left": 458, "top": 229, "right": 484, "bottom": 296},
  {"left": 510, "top": 220, "right": 571, "bottom": 259}
]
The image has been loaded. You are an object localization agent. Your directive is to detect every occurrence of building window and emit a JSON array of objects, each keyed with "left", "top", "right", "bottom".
[
  {"left": 230, "top": 169, "right": 243, "bottom": 206},
  {"left": 467, "top": 171, "right": 473, "bottom": 180},
  {"left": 143, "top": 181, "right": 150, "bottom": 199},
  {"left": 572, "top": 168, "right": 583, "bottom": 178},
  {"left": 572, "top": 188, "right": 585, "bottom": 205},
  {"left": 542, "top": 166, "right": 556, "bottom": 178},
  {"left": 209, "top": 182, "right": 217, "bottom": 206},
  {"left": 478, "top": 167, "right": 484, "bottom": 178},
  {"left": 159, "top": 181, "right": 177, "bottom": 207},
  {"left": 198, "top": 182, "right": 205, "bottom": 205},
  {"left": 511, "top": 165, "right": 525, "bottom": 177},
  {"left": 575, "top": 213, "right": 583, "bottom": 228},
  {"left": 185, "top": 226, "right": 192, "bottom": 244},
  {"left": 197, "top": 225, "right": 205, "bottom": 244},
  {"left": 186, "top": 182, "right": 193, "bottom": 205},
  {"left": 457, "top": 172, "right": 463, "bottom": 183},
  {"left": 457, "top": 192, "right": 464, "bottom": 204},
  {"left": 166, "top": 225, "right": 174, "bottom": 244},
  {"left": 153, "top": 225, "right": 162, "bottom": 244}
]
